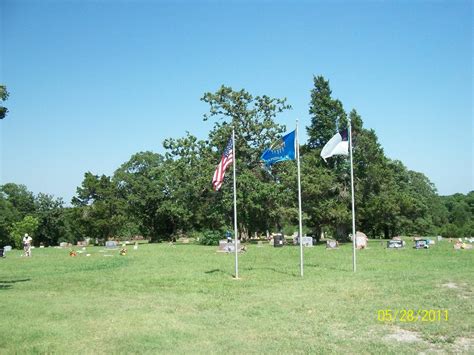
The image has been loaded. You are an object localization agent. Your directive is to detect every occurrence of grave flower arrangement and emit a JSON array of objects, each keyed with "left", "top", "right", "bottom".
[
  {"left": 69, "top": 250, "right": 77, "bottom": 257},
  {"left": 120, "top": 248, "right": 127, "bottom": 256}
]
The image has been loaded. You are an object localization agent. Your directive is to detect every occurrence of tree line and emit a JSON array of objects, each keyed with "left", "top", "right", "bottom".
[{"left": 1, "top": 76, "right": 472, "bottom": 247}]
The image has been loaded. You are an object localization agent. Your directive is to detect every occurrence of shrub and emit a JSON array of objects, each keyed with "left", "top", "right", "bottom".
[{"left": 198, "top": 230, "right": 224, "bottom": 246}]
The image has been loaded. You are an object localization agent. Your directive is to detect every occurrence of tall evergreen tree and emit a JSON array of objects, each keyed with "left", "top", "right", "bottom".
[{"left": 307, "top": 75, "right": 346, "bottom": 149}]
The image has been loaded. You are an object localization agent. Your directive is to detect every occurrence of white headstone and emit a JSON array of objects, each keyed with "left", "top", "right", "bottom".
[
  {"left": 302, "top": 236, "right": 313, "bottom": 247},
  {"left": 105, "top": 241, "right": 118, "bottom": 249}
]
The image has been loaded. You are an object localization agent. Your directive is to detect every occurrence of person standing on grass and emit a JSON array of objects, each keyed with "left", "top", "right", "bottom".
[{"left": 22, "top": 233, "right": 32, "bottom": 257}]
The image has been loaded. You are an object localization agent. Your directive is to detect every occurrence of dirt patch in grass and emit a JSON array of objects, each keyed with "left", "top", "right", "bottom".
[
  {"left": 384, "top": 327, "right": 422, "bottom": 343},
  {"left": 386, "top": 328, "right": 474, "bottom": 353},
  {"left": 441, "top": 282, "right": 459, "bottom": 289},
  {"left": 453, "top": 337, "right": 474, "bottom": 353},
  {"left": 441, "top": 281, "right": 473, "bottom": 300}
]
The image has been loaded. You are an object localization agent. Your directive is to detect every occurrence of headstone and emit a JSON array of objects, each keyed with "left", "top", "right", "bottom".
[
  {"left": 414, "top": 239, "right": 429, "bottom": 249},
  {"left": 273, "top": 234, "right": 284, "bottom": 248},
  {"left": 217, "top": 239, "right": 241, "bottom": 252},
  {"left": 387, "top": 240, "right": 404, "bottom": 248},
  {"left": 351, "top": 231, "right": 368, "bottom": 249},
  {"left": 59, "top": 242, "right": 68, "bottom": 248},
  {"left": 437, "top": 236, "right": 442, "bottom": 242},
  {"left": 4, "top": 246, "right": 12, "bottom": 252},
  {"left": 257, "top": 241, "right": 263, "bottom": 247},
  {"left": 105, "top": 241, "right": 118, "bottom": 249},
  {"left": 326, "top": 240, "right": 338, "bottom": 249},
  {"left": 301, "top": 236, "right": 313, "bottom": 247},
  {"left": 225, "top": 241, "right": 241, "bottom": 252},
  {"left": 218, "top": 240, "right": 229, "bottom": 251}
]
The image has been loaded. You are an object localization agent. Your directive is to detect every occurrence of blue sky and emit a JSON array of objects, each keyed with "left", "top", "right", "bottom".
[{"left": 1, "top": 0, "right": 472, "bottom": 203}]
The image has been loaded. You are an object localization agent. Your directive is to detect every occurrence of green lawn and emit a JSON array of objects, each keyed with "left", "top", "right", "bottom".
[{"left": 0, "top": 240, "right": 472, "bottom": 353}]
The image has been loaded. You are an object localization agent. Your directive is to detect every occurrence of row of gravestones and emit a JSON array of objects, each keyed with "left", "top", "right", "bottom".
[
  {"left": 1, "top": 241, "right": 128, "bottom": 257},
  {"left": 60, "top": 241, "right": 119, "bottom": 249},
  {"left": 217, "top": 237, "right": 316, "bottom": 252}
]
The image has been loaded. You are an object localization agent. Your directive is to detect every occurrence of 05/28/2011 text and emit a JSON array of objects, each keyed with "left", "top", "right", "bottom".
[{"left": 377, "top": 309, "right": 448, "bottom": 322}]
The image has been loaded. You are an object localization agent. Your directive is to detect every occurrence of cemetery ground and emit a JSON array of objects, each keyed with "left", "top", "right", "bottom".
[{"left": 0, "top": 240, "right": 472, "bottom": 353}]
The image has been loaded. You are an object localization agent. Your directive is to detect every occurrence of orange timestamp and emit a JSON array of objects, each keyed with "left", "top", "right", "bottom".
[{"left": 377, "top": 309, "right": 448, "bottom": 322}]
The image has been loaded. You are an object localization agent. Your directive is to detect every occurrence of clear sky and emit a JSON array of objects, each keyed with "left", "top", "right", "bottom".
[{"left": 1, "top": 0, "right": 472, "bottom": 203}]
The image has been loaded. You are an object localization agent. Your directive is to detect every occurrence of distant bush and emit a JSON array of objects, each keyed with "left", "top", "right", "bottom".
[
  {"left": 282, "top": 225, "right": 295, "bottom": 236},
  {"left": 198, "top": 230, "right": 224, "bottom": 246}
]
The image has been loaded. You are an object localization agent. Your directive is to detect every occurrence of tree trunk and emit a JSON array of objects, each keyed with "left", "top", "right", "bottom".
[
  {"left": 313, "top": 225, "right": 322, "bottom": 243},
  {"left": 336, "top": 224, "right": 348, "bottom": 241}
]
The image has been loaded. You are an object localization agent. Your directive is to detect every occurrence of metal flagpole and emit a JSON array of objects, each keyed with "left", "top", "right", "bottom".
[
  {"left": 296, "top": 120, "right": 304, "bottom": 277},
  {"left": 348, "top": 120, "right": 357, "bottom": 272},
  {"left": 232, "top": 128, "right": 239, "bottom": 279}
]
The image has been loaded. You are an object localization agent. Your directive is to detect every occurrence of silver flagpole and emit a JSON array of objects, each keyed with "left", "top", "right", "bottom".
[
  {"left": 296, "top": 120, "right": 304, "bottom": 277},
  {"left": 232, "top": 128, "right": 239, "bottom": 279},
  {"left": 348, "top": 120, "right": 357, "bottom": 272}
]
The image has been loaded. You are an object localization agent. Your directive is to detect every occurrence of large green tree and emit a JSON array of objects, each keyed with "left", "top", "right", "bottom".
[
  {"left": 72, "top": 172, "right": 126, "bottom": 242},
  {"left": 0, "top": 184, "right": 36, "bottom": 245},
  {"left": 201, "top": 85, "right": 293, "bottom": 237},
  {"left": 34, "top": 193, "right": 70, "bottom": 246},
  {"left": 9, "top": 215, "right": 39, "bottom": 249},
  {"left": 438, "top": 192, "right": 474, "bottom": 238},
  {"left": 162, "top": 133, "right": 216, "bottom": 232},
  {"left": 114, "top": 152, "right": 184, "bottom": 242},
  {"left": 304, "top": 76, "right": 351, "bottom": 240},
  {"left": 306, "top": 76, "right": 346, "bottom": 149},
  {"left": 304, "top": 76, "right": 440, "bottom": 240}
]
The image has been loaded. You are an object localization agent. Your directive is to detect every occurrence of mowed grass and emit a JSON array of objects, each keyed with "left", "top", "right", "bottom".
[{"left": 0, "top": 240, "right": 472, "bottom": 354}]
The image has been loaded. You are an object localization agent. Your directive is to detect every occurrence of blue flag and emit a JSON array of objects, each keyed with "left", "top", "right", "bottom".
[{"left": 261, "top": 130, "right": 296, "bottom": 166}]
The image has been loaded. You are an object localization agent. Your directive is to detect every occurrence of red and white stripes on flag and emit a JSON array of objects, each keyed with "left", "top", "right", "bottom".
[{"left": 212, "top": 137, "right": 234, "bottom": 191}]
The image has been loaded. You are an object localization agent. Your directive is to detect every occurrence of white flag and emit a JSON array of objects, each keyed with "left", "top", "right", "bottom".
[{"left": 320, "top": 129, "right": 349, "bottom": 162}]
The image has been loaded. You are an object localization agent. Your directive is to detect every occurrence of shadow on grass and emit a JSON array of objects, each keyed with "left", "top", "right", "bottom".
[
  {"left": 205, "top": 269, "right": 234, "bottom": 277},
  {"left": 0, "top": 278, "right": 31, "bottom": 290},
  {"left": 0, "top": 279, "right": 31, "bottom": 283},
  {"left": 242, "top": 266, "right": 298, "bottom": 277}
]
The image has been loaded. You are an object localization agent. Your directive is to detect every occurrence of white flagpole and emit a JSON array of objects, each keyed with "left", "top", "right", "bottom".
[
  {"left": 232, "top": 128, "right": 239, "bottom": 279},
  {"left": 296, "top": 120, "right": 304, "bottom": 277},
  {"left": 348, "top": 120, "right": 357, "bottom": 272}
]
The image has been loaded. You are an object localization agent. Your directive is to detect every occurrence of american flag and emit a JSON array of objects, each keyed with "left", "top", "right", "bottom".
[{"left": 212, "top": 137, "right": 234, "bottom": 191}]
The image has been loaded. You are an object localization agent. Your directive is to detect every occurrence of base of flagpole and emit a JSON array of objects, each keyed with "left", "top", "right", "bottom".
[{"left": 232, "top": 276, "right": 241, "bottom": 280}]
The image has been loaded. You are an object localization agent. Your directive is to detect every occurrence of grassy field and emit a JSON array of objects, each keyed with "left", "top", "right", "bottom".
[{"left": 0, "top": 239, "right": 472, "bottom": 354}]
